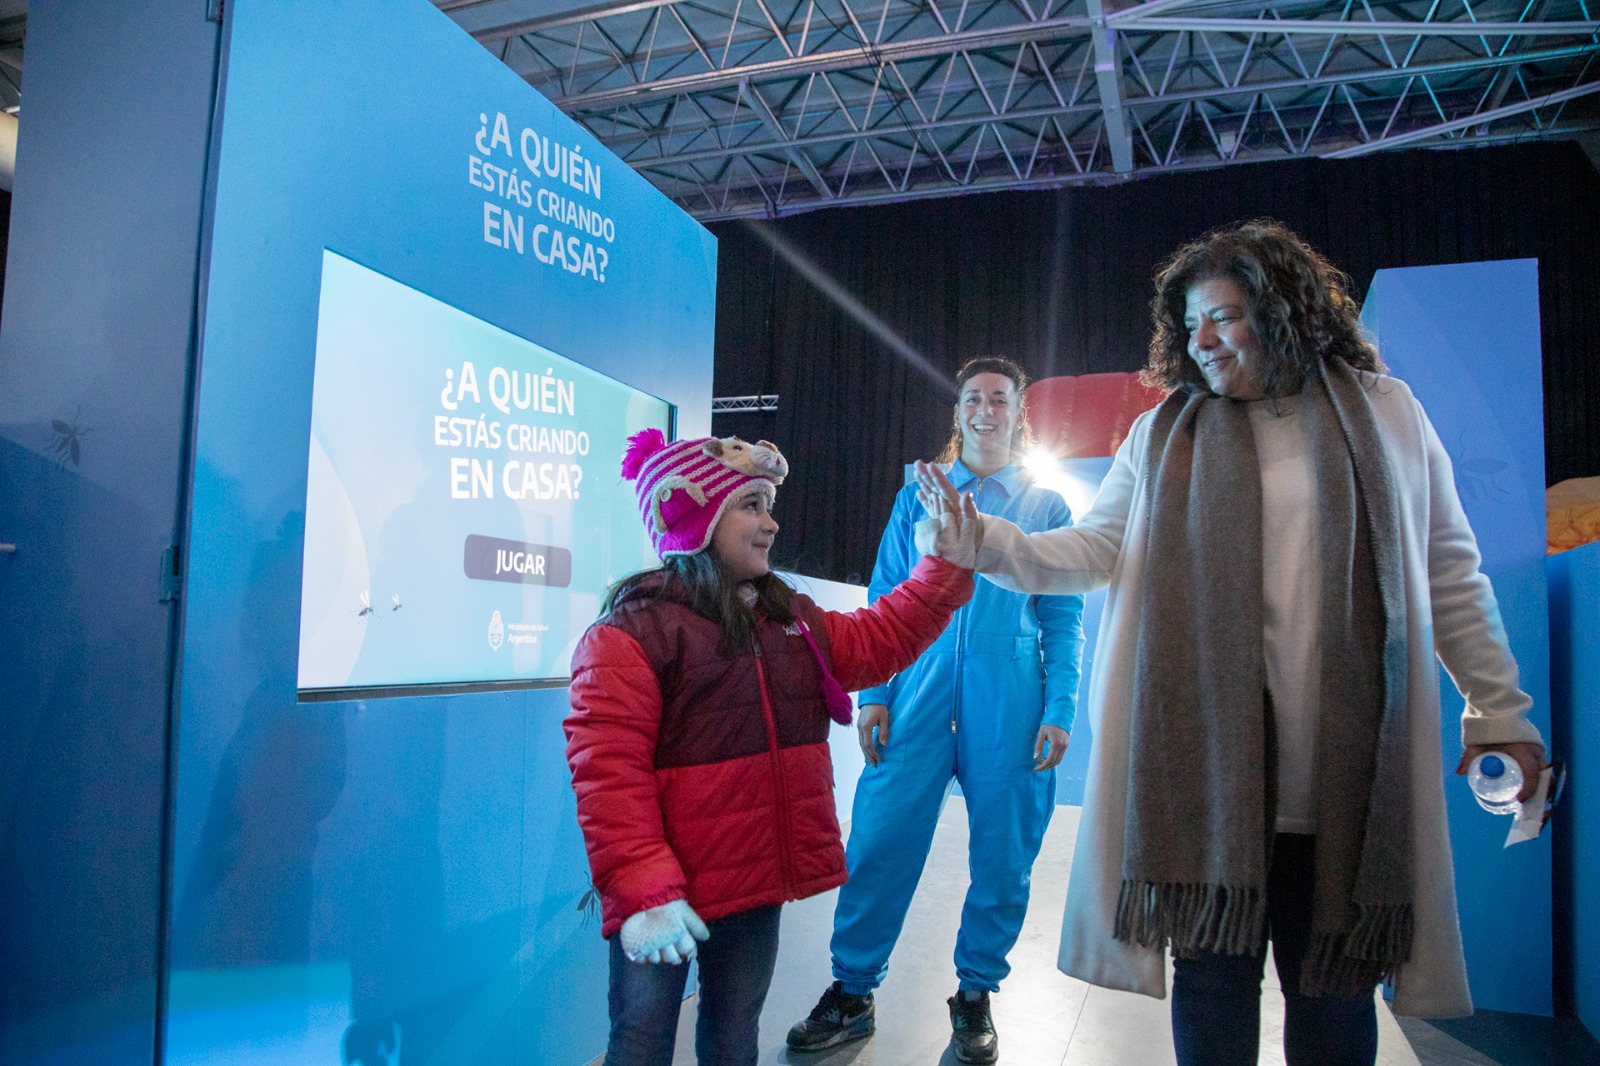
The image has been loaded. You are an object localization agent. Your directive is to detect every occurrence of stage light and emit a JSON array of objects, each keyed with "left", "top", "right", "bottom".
[
  {"left": 1022, "top": 448, "right": 1101, "bottom": 520},
  {"left": 1023, "top": 447, "right": 1059, "bottom": 481}
]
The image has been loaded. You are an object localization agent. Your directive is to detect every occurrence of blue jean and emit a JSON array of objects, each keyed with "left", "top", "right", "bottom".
[
  {"left": 1170, "top": 834, "right": 1378, "bottom": 1066},
  {"left": 605, "top": 904, "right": 781, "bottom": 1066}
]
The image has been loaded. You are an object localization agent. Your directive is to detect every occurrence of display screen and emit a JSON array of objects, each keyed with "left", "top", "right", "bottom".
[{"left": 296, "top": 250, "right": 673, "bottom": 697}]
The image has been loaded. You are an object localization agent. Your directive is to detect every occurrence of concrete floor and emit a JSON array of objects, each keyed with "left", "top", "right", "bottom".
[{"left": 664, "top": 797, "right": 1421, "bottom": 1066}]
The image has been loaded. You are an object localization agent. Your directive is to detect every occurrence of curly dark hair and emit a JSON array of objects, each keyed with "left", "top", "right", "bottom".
[
  {"left": 935, "top": 356, "right": 1037, "bottom": 464},
  {"left": 601, "top": 550, "right": 797, "bottom": 656},
  {"left": 1142, "top": 219, "right": 1384, "bottom": 398}
]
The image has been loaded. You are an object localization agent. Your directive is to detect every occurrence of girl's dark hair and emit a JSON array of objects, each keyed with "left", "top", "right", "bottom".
[
  {"left": 600, "top": 549, "right": 797, "bottom": 656},
  {"left": 935, "top": 356, "right": 1037, "bottom": 464},
  {"left": 1142, "top": 219, "right": 1385, "bottom": 398}
]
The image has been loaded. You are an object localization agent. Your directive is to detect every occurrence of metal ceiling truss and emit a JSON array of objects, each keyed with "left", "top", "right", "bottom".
[
  {"left": 711, "top": 393, "right": 782, "bottom": 410},
  {"left": 444, "top": 0, "right": 1600, "bottom": 220}
]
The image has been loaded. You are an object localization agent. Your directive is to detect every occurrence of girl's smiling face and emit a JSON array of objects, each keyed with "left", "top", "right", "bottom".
[{"left": 709, "top": 490, "right": 779, "bottom": 582}]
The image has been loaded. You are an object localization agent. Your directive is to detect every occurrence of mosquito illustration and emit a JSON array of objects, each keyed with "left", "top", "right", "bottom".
[
  {"left": 390, "top": 594, "right": 403, "bottom": 612},
  {"left": 50, "top": 408, "right": 92, "bottom": 469},
  {"left": 356, "top": 592, "right": 375, "bottom": 619},
  {"left": 576, "top": 872, "right": 600, "bottom": 928},
  {"left": 1452, "top": 430, "right": 1510, "bottom": 503}
]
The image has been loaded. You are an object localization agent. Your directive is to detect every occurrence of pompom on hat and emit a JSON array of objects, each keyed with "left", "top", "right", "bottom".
[{"left": 621, "top": 429, "right": 789, "bottom": 559}]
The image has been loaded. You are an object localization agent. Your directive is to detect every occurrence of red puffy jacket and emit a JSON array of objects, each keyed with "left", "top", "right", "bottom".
[{"left": 565, "top": 556, "right": 973, "bottom": 937}]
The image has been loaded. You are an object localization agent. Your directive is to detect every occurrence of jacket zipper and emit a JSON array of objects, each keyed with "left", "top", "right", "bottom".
[
  {"left": 753, "top": 640, "right": 798, "bottom": 897},
  {"left": 951, "top": 477, "right": 980, "bottom": 733}
]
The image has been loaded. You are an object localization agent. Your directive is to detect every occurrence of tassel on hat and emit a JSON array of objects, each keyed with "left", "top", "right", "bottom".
[{"left": 795, "top": 620, "right": 855, "bottom": 725}]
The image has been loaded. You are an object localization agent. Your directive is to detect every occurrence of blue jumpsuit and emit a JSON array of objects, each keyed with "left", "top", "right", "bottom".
[{"left": 831, "top": 461, "right": 1085, "bottom": 995}]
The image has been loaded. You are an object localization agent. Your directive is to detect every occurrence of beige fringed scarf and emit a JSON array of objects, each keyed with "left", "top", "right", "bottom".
[{"left": 1115, "top": 359, "right": 1414, "bottom": 997}]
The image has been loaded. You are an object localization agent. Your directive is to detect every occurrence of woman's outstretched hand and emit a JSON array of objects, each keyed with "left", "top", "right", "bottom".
[{"left": 913, "top": 460, "right": 983, "bottom": 569}]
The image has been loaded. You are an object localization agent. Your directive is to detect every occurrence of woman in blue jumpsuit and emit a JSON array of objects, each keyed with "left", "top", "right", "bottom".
[{"left": 788, "top": 358, "right": 1085, "bottom": 1064}]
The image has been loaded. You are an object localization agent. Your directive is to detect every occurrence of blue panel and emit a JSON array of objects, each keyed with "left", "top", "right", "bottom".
[
  {"left": 1548, "top": 542, "right": 1600, "bottom": 1035},
  {"left": 0, "top": 2, "right": 220, "bottom": 1063},
  {"left": 1362, "top": 260, "right": 1553, "bottom": 1016},
  {"left": 166, "top": 3, "right": 716, "bottom": 1064}
]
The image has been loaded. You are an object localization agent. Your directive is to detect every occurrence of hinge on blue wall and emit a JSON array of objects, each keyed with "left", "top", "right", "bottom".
[
  {"left": 206, "top": 0, "right": 223, "bottom": 23},
  {"left": 160, "top": 546, "right": 183, "bottom": 604}
]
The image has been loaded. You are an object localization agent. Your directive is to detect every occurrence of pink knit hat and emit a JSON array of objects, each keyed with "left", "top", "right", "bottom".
[{"left": 620, "top": 429, "right": 789, "bottom": 559}]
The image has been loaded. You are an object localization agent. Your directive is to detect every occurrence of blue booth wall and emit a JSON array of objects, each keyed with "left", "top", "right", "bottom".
[
  {"left": 0, "top": 4, "right": 222, "bottom": 1064},
  {"left": 164, "top": 3, "right": 714, "bottom": 1065},
  {"left": 1548, "top": 541, "right": 1600, "bottom": 1035},
  {"left": 1362, "top": 260, "right": 1553, "bottom": 1016}
]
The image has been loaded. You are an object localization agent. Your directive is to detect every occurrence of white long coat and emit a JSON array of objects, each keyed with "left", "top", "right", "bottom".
[{"left": 966, "top": 375, "right": 1541, "bottom": 1018}]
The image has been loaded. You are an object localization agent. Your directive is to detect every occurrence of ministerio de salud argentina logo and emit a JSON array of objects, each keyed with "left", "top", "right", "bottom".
[{"left": 488, "top": 610, "right": 505, "bottom": 651}]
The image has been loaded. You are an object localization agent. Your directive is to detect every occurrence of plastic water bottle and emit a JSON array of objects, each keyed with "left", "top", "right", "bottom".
[{"left": 1468, "top": 752, "right": 1524, "bottom": 816}]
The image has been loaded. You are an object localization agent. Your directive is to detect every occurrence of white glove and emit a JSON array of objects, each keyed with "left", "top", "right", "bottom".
[
  {"left": 913, "top": 461, "right": 982, "bottom": 569},
  {"left": 913, "top": 508, "right": 982, "bottom": 569},
  {"left": 619, "top": 899, "right": 710, "bottom": 965}
]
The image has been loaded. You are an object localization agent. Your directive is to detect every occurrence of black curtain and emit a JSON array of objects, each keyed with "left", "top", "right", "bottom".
[{"left": 709, "top": 141, "right": 1600, "bottom": 585}]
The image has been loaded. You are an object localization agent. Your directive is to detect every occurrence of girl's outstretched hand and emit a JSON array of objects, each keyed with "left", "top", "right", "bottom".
[
  {"left": 619, "top": 899, "right": 711, "bottom": 965},
  {"left": 912, "top": 460, "right": 982, "bottom": 569}
]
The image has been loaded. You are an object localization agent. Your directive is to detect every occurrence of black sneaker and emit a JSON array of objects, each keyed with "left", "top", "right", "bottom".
[
  {"left": 947, "top": 991, "right": 998, "bottom": 1064},
  {"left": 786, "top": 981, "right": 876, "bottom": 1052}
]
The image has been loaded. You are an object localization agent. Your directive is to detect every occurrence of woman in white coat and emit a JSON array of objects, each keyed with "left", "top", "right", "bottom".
[{"left": 915, "top": 220, "right": 1545, "bottom": 1066}]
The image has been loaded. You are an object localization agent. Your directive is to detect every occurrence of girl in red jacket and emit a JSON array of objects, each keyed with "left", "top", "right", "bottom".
[{"left": 565, "top": 429, "right": 974, "bottom": 1066}]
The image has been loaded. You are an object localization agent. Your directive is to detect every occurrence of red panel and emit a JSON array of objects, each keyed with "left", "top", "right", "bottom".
[{"left": 1025, "top": 373, "right": 1167, "bottom": 459}]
